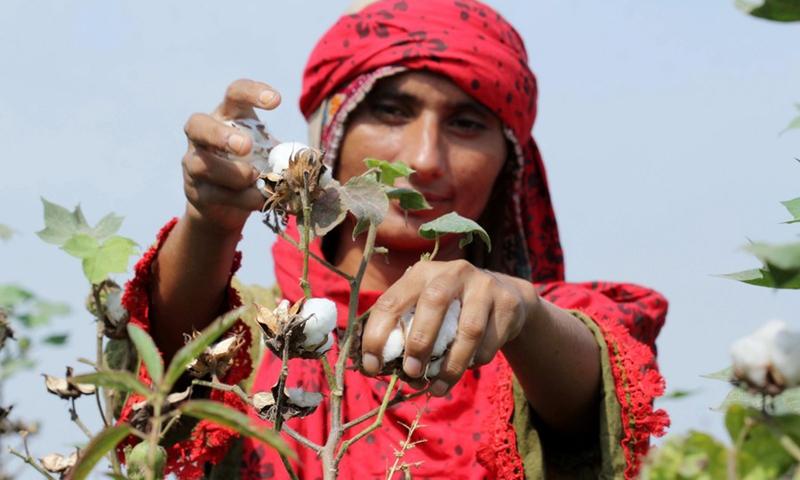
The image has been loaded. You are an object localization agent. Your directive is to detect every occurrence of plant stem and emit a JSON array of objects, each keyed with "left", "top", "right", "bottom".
[
  {"left": 386, "top": 406, "right": 426, "bottom": 480},
  {"left": 335, "top": 374, "right": 398, "bottom": 462},
  {"left": 68, "top": 398, "right": 93, "bottom": 439},
  {"left": 429, "top": 236, "right": 440, "bottom": 261},
  {"left": 92, "top": 284, "right": 121, "bottom": 475},
  {"left": 342, "top": 387, "right": 430, "bottom": 431},
  {"left": 321, "top": 223, "right": 378, "bottom": 480},
  {"left": 7, "top": 448, "right": 55, "bottom": 480},
  {"left": 300, "top": 175, "right": 313, "bottom": 299},
  {"left": 145, "top": 401, "right": 163, "bottom": 480},
  {"left": 273, "top": 332, "right": 300, "bottom": 480},
  {"left": 277, "top": 230, "right": 353, "bottom": 282},
  {"left": 321, "top": 356, "right": 338, "bottom": 396}
]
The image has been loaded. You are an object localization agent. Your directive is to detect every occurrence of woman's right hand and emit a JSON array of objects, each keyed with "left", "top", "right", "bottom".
[{"left": 181, "top": 79, "right": 282, "bottom": 233}]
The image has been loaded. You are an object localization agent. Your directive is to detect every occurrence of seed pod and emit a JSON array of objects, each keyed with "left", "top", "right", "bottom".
[
  {"left": 39, "top": 451, "right": 77, "bottom": 477},
  {"left": 125, "top": 441, "right": 167, "bottom": 480},
  {"left": 253, "top": 384, "right": 323, "bottom": 422},
  {"left": 43, "top": 367, "right": 96, "bottom": 400}
]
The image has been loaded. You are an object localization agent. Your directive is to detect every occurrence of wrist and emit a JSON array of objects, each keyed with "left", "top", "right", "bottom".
[{"left": 184, "top": 204, "right": 246, "bottom": 241}]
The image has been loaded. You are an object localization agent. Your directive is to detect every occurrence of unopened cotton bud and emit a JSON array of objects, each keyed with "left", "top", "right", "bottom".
[
  {"left": 269, "top": 141, "right": 309, "bottom": 174},
  {"left": 301, "top": 298, "right": 338, "bottom": 349}
]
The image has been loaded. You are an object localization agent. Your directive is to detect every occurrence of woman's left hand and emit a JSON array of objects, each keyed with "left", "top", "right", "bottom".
[{"left": 360, "top": 259, "right": 540, "bottom": 396}]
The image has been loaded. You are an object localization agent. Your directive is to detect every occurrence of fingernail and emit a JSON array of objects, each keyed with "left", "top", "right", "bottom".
[
  {"left": 362, "top": 353, "right": 379, "bottom": 374},
  {"left": 404, "top": 356, "right": 422, "bottom": 378},
  {"left": 228, "top": 134, "right": 246, "bottom": 152},
  {"left": 259, "top": 91, "right": 276, "bottom": 106},
  {"left": 431, "top": 379, "right": 449, "bottom": 396}
]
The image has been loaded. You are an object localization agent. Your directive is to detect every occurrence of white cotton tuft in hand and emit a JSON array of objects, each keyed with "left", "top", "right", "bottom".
[
  {"left": 301, "top": 298, "right": 338, "bottom": 349},
  {"left": 225, "top": 118, "right": 277, "bottom": 173},
  {"left": 383, "top": 326, "right": 405, "bottom": 363},
  {"left": 426, "top": 358, "right": 444, "bottom": 378},
  {"left": 268, "top": 141, "right": 309, "bottom": 174},
  {"left": 731, "top": 319, "right": 800, "bottom": 390}
]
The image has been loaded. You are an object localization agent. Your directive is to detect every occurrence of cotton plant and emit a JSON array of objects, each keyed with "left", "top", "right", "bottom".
[{"left": 13, "top": 119, "right": 490, "bottom": 480}]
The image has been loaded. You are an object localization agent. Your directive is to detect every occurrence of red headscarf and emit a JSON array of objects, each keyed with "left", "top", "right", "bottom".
[{"left": 300, "top": 0, "right": 564, "bottom": 283}]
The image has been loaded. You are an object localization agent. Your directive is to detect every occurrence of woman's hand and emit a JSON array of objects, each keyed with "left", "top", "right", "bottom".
[
  {"left": 181, "top": 79, "right": 281, "bottom": 233},
  {"left": 359, "top": 259, "right": 541, "bottom": 396}
]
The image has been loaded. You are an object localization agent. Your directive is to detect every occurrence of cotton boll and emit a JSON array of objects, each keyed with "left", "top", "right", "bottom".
[
  {"left": 301, "top": 298, "right": 338, "bottom": 348},
  {"left": 105, "top": 288, "right": 128, "bottom": 325},
  {"left": 770, "top": 326, "right": 800, "bottom": 387},
  {"left": 317, "top": 332, "right": 335, "bottom": 354},
  {"left": 400, "top": 300, "right": 461, "bottom": 358},
  {"left": 319, "top": 166, "right": 333, "bottom": 188},
  {"left": 285, "top": 388, "right": 323, "bottom": 408},
  {"left": 731, "top": 335, "right": 770, "bottom": 388},
  {"left": 383, "top": 326, "right": 405, "bottom": 363},
  {"left": 269, "top": 141, "right": 309, "bottom": 174},
  {"left": 225, "top": 118, "right": 277, "bottom": 173}
]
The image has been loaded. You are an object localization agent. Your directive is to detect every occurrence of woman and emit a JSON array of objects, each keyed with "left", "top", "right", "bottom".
[{"left": 119, "top": 0, "right": 669, "bottom": 478}]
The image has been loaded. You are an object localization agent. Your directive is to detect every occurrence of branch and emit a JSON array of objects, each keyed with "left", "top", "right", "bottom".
[
  {"left": 278, "top": 230, "right": 353, "bottom": 282},
  {"left": 343, "top": 386, "right": 430, "bottom": 431},
  {"left": 8, "top": 448, "right": 56, "bottom": 480},
  {"left": 335, "top": 374, "right": 398, "bottom": 462},
  {"left": 68, "top": 398, "right": 94, "bottom": 439},
  {"left": 386, "top": 405, "right": 427, "bottom": 480}
]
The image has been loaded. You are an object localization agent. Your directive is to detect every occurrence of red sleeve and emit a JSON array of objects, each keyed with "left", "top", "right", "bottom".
[
  {"left": 117, "top": 218, "right": 254, "bottom": 479},
  {"left": 537, "top": 281, "right": 670, "bottom": 478}
]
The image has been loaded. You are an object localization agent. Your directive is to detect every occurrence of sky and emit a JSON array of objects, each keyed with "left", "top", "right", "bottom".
[{"left": 1, "top": 0, "right": 799, "bottom": 477}]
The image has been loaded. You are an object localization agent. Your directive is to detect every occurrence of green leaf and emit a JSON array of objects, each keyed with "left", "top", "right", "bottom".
[
  {"left": 0, "top": 284, "right": 33, "bottom": 309},
  {"left": 0, "top": 224, "right": 13, "bottom": 241},
  {"left": 162, "top": 306, "right": 246, "bottom": 392},
  {"left": 70, "top": 424, "right": 133, "bottom": 480},
  {"left": 36, "top": 197, "right": 91, "bottom": 246},
  {"left": 418, "top": 212, "right": 491, "bottom": 251},
  {"left": 91, "top": 212, "right": 124, "bottom": 240},
  {"left": 364, "top": 158, "right": 414, "bottom": 186},
  {"left": 310, "top": 184, "right": 347, "bottom": 236},
  {"left": 781, "top": 197, "right": 800, "bottom": 223},
  {"left": 0, "top": 357, "right": 36, "bottom": 380},
  {"left": 640, "top": 431, "right": 728, "bottom": 479},
  {"left": 745, "top": 242, "right": 800, "bottom": 270},
  {"left": 340, "top": 174, "right": 389, "bottom": 227},
  {"left": 17, "top": 300, "right": 70, "bottom": 328},
  {"left": 724, "top": 405, "right": 796, "bottom": 478},
  {"left": 660, "top": 389, "right": 699, "bottom": 400},
  {"left": 127, "top": 324, "right": 163, "bottom": 385},
  {"left": 62, "top": 234, "right": 100, "bottom": 259},
  {"left": 42, "top": 333, "right": 69, "bottom": 345},
  {"left": 782, "top": 115, "right": 800, "bottom": 135},
  {"left": 716, "top": 385, "right": 800, "bottom": 414},
  {"left": 71, "top": 371, "right": 151, "bottom": 397},
  {"left": 738, "top": 0, "right": 800, "bottom": 22},
  {"left": 719, "top": 266, "right": 800, "bottom": 289},
  {"left": 386, "top": 188, "right": 432, "bottom": 211},
  {"left": 180, "top": 400, "right": 293, "bottom": 458},
  {"left": 81, "top": 236, "right": 138, "bottom": 284},
  {"left": 701, "top": 366, "right": 733, "bottom": 382}
]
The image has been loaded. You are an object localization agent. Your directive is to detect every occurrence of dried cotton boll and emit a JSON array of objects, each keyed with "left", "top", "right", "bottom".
[
  {"left": 40, "top": 451, "right": 77, "bottom": 475},
  {"left": 269, "top": 141, "right": 310, "bottom": 174},
  {"left": 301, "top": 298, "right": 338, "bottom": 349},
  {"left": 225, "top": 118, "right": 278, "bottom": 173},
  {"left": 731, "top": 319, "right": 800, "bottom": 394}
]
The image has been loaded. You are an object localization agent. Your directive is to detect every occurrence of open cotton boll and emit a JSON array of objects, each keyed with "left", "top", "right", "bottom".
[
  {"left": 317, "top": 331, "right": 335, "bottom": 354},
  {"left": 301, "top": 298, "right": 338, "bottom": 348},
  {"left": 731, "top": 334, "right": 771, "bottom": 388},
  {"left": 225, "top": 118, "right": 277, "bottom": 173},
  {"left": 426, "top": 358, "right": 444, "bottom": 378},
  {"left": 401, "top": 300, "right": 461, "bottom": 358},
  {"left": 731, "top": 319, "right": 800, "bottom": 390},
  {"left": 770, "top": 326, "right": 800, "bottom": 386},
  {"left": 268, "top": 141, "right": 310, "bottom": 174},
  {"left": 383, "top": 326, "right": 405, "bottom": 363},
  {"left": 285, "top": 387, "right": 323, "bottom": 409}
]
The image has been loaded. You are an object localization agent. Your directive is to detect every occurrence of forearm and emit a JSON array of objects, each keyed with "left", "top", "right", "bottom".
[
  {"left": 501, "top": 282, "right": 601, "bottom": 436},
  {"left": 149, "top": 205, "right": 242, "bottom": 361}
]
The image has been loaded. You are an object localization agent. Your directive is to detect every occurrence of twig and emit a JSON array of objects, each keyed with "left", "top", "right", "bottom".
[
  {"left": 272, "top": 333, "right": 300, "bottom": 480},
  {"left": 277, "top": 230, "right": 353, "bottom": 282},
  {"left": 300, "top": 174, "right": 313, "bottom": 298},
  {"left": 92, "top": 285, "right": 121, "bottom": 475},
  {"left": 321, "top": 356, "right": 339, "bottom": 396},
  {"left": 161, "top": 411, "right": 182, "bottom": 439},
  {"left": 386, "top": 405, "right": 427, "bottom": 480},
  {"left": 68, "top": 398, "right": 93, "bottom": 439},
  {"left": 192, "top": 379, "right": 322, "bottom": 452},
  {"left": 8, "top": 447, "right": 55, "bottom": 480},
  {"left": 336, "top": 374, "right": 399, "bottom": 462},
  {"left": 343, "top": 387, "right": 430, "bottom": 431}
]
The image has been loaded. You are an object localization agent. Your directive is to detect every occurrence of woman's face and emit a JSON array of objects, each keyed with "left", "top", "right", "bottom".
[{"left": 337, "top": 71, "right": 507, "bottom": 252}]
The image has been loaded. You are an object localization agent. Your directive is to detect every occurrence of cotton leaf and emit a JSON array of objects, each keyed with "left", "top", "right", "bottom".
[
  {"left": 717, "top": 267, "right": 800, "bottom": 289},
  {"left": 418, "top": 212, "right": 491, "bottom": 251},
  {"left": 90, "top": 212, "right": 124, "bottom": 240},
  {"left": 81, "top": 236, "right": 138, "bottom": 284},
  {"left": 780, "top": 197, "right": 800, "bottom": 223},
  {"left": 36, "top": 198, "right": 92, "bottom": 246},
  {"left": 364, "top": 158, "right": 415, "bottom": 186},
  {"left": 71, "top": 371, "right": 151, "bottom": 397},
  {"left": 69, "top": 424, "right": 134, "bottom": 480},
  {"left": 127, "top": 324, "right": 164, "bottom": 384},
  {"left": 386, "top": 187, "right": 432, "bottom": 211},
  {"left": 310, "top": 184, "right": 347, "bottom": 236},
  {"left": 62, "top": 234, "right": 99, "bottom": 259},
  {"left": 42, "top": 333, "right": 69, "bottom": 345},
  {"left": 0, "top": 285, "right": 33, "bottom": 309},
  {"left": 738, "top": 0, "right": 800, "bottom": 22},
  {"left": 340, "top": 174, "right": 389, "bottom": 226}
]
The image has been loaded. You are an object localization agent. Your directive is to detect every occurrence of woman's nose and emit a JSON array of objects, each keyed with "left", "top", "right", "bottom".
[{"left": 400, "top": 113, "right": 446, "bottom": 182}]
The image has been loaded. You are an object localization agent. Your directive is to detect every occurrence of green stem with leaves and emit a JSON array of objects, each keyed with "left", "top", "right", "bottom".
[{"left": 92, "top": 284, "right": 121, "bottom": 475}]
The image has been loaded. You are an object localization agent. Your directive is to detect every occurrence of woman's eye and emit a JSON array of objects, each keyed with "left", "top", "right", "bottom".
[
  {"left": 371, "top": 102, "right": 409, "bottom": 121},
  {"left": 450, "top": 116, "right": 487, "bottom": 133}
]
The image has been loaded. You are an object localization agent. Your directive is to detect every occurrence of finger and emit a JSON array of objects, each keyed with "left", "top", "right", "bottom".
[
  {"left": 184, "top": 147, "right": 259, "bottom": 190},
  {"left": 361, "top": 266, "right": 425, "bottom": 376},
  {"left": 402, "top": 269, "right": 463, "bottom": 379},
  {"left": 430, "top": 282, "right": 492, "bottom": 397},
  {"left": 184, "top": 113, "right": 253, "bottom": 156},
  {"left": 184, "top": 170, "right": 266, "bottom": 212},
  {"left": 474, "top": 287, "right": 520, "bottom": 366},
  {"left": 216, "top": 79, "right": 281, "bottom": 119}
]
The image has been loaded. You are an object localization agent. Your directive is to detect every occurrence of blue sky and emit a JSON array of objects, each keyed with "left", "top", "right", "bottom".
[{"left": 1, "top": 0, "right": 799, "bottom": 476}]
